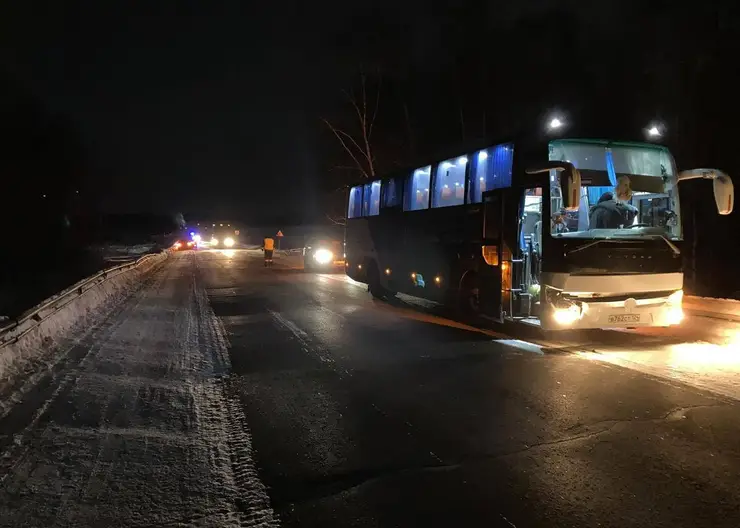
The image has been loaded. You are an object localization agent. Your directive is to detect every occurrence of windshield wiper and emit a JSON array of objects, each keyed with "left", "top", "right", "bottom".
[
  {"left": 565, "top": 238, "right": 632, "bottom": 256},
  {"left": 565, "top": 234, "right": 681, "bottom": 257},
  {"left": 657, "top": 234, "right": 681, "bottom": 256}
]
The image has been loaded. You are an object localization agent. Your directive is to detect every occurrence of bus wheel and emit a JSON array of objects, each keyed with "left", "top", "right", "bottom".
[
  {"left": 367, "top": 263, "right": 387, "bottom": 299},
  {"left": 458, "top": 273, "right": 480, "bottom": 320}
]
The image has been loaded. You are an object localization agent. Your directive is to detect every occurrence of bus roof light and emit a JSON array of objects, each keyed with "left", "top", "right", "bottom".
[{"left": 646, "top": 123, "right": 663, "bottom": 138}]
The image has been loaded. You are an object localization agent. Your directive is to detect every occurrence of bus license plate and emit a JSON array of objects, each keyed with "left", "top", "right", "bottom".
[{"left": 608, "top": 314, "right": 641, "bottom": 324}]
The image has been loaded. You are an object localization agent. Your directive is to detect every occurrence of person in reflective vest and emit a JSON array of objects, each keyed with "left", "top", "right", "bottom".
[{"left": 263, "top": 237, "right": 274, "bottom": 267}]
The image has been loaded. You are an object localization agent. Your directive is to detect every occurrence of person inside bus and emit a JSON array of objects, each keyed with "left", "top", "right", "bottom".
[
  {"left": 645, "top": 198, "right": 674, "bottom": 228},
  {"left": 589, "top": 192, "right": 638, "bottom": 229}
]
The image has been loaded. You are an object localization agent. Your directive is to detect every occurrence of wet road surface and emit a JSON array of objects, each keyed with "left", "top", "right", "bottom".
[{"left": 2, "top": 249, "right": 740, "bottom": 527}]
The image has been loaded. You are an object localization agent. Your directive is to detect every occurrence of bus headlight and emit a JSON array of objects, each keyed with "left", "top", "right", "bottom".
[
  {"left": 313, "top": 248, "right": 333, "bottom": 264},
  {"left": 665, "top": 290, "right": 684, "bottom": 324},
  {"left": 553, "top": 304, "right": 582, "bottom": 325},
  {"left": 666, "top": 307, "right": 684, "bottom": 325},
  {"left": 667, "top": 289, "right": 684, "bottom": 305},
  {"left": 224, "top": 237, "right": 235, "bottom": 247},
  {"left": 211, "top": 237, "right": 219, "bottom": 245}
]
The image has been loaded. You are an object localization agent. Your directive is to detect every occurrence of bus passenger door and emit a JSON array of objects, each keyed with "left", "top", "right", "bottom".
[{"left": 479, "top": 190, "right": 504, "bottom": 322}]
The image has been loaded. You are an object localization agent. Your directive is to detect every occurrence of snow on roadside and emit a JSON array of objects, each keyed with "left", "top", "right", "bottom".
[
  {"left": 579, "top": 315, "right": 740, "bottom": 400},
  {"left": 0, "top": 252, "right": 278, "bottom": 527},
  {"left": 0, "top": 253, "right": 167, "bottom": 417},
  {"left": 685, "top": 295, "right": 740, "bottom": 322}
]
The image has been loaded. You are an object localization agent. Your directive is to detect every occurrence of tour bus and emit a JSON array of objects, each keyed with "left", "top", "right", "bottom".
[{"left": 344, "top": 125, "right": 734, "bottom": 331}]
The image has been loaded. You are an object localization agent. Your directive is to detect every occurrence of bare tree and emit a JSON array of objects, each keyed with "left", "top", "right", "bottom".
[
  {"left": 323, "top": 70, "right": 381, "bottom": 180},
  {"left": 322, "top": 70, "right": 382, "bottom": 224}
]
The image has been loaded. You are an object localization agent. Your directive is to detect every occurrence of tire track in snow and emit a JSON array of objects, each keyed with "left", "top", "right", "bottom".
[
  {"left": 0, "top": 253, "right": 279, "bottom": 527},
  {"left": 0, "top": 265, "right": 171, "bottom": 484},
  {"left": 194, "top": 257, "right": 279, "bottom": 527}
]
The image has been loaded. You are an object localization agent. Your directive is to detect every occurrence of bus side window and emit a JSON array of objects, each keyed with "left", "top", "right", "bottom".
[
  {"left": 362, "top": 180, "right": 381, "bottom": 216},
  {"left": 404, "top": 166, "right": 431, "bottom": 211},
  {"left": 382, "top": 177, "right": 402, "bottom": 208},
  {"left": 432, "top": 157, "right": 467, "bottom": 208},
  {"left": 469, "top": 143, "right": 515, "bottom": 203},
  {"left": 348, "top": 186, "right": 363, "bottom": 218}
]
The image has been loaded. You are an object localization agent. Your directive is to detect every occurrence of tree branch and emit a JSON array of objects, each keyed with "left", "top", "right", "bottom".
[
  {"left": 326, "top": 213, "right": 347, "bottom": 226},
  {"left": 368, "top": 72, "right": 381, "bottom": 141},
  {"left": 322, "top": 118, "right": 370, "bottom": 178},
  {"left": 337, "top": 90, "right": 375, "bottom": 174}
]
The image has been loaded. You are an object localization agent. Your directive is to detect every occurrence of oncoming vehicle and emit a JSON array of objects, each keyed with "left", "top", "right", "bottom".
[
  {"left": 172, "top": 239, "right": 195, "bottom": 251},
  {"left": 207, "top": 229, "right": 238, "bottom": 249},
  {"left": 303, "top": 238, "right": 344, "bottom": 272},
  {"left": 345, "top": 124, "right": 734, "bottom": 331}
]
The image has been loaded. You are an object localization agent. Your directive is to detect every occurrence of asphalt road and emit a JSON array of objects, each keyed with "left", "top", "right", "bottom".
[{"left": 1, "top": 249, "right": 739, "bottom": 527}]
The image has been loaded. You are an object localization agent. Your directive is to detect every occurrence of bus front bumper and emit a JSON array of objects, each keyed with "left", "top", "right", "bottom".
[{"left": 541, "top": 292, "right": 684, "bottom": 331}]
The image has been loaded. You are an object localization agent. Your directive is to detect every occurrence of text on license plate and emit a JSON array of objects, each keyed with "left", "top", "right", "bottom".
[{"left": 608, "top": 314, "right": 641, "bottom": 324}]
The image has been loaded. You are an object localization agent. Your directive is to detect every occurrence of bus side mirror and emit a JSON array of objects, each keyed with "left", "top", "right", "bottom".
[
  {"left": 525, "top": 162, "right": 581, "bottom": 211},
  {"left": 677, "top": 169, "right": 734, "bottom": 215}
]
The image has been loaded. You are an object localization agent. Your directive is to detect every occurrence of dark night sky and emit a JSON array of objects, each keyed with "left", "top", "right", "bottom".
[
  {"left": 2, "top": 1, "right": 347, "bottom": 219},
  {"left": 2, "top": 1, "right": 738, "bottom": 226}
]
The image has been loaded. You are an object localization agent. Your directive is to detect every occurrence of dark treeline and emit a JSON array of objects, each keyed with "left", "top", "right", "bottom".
[{"left": 0, "top": 74, "right": 180, "bottom": 317}]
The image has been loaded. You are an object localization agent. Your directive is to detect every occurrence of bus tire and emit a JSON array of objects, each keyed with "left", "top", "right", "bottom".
[
  {"left": 367, "top": 262, "right": 388, "bottom": 299},
  {"left": 457, "top": 271, "right": 480, "bottom": 321}
]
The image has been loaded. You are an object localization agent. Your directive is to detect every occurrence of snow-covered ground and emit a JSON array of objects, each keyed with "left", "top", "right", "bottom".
[
  {"left": 571, "top": 316, "right": 740, "bottom": 401},
  {"left": 0, "top": 254, "right": 166, "bottom": 414},
  {"left": 0, "top": 253, "right": 277, "bottom": 527},
  {"left": 98, "top": 243, "right": 158, "bottom": 259}
]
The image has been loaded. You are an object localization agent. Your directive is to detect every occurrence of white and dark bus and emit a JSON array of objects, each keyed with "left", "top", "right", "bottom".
[{"left": 344, "top": 129, "right": 734, "bottom": 331}]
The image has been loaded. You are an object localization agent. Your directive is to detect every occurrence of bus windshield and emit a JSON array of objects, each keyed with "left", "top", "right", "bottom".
[{"left": 548, "top": 140, "right": 682, "bottom": 241}]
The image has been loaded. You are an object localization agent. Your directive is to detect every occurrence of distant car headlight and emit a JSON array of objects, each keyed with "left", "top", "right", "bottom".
[
  {"left": 211, "top": 237, "right": 219, "bottom": 245},
  {"left": 224, "top": 237, "right": 235, "bottom": 247},
  {"left": 313, "top": 248, "right": 333, "bottom": 264}
]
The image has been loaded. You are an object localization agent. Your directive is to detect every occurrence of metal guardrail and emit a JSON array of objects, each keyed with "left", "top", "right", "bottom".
[{"left": 0, "top": 251, "right": 167, "bottom": 347}]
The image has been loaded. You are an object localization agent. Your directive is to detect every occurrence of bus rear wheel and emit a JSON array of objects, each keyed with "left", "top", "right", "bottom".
[
  {"left": 367, "top": 262, "right": 392, "bottom": 300},
  {"left": 457, "top": 272, "right": 480, "bottom": 321}
]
